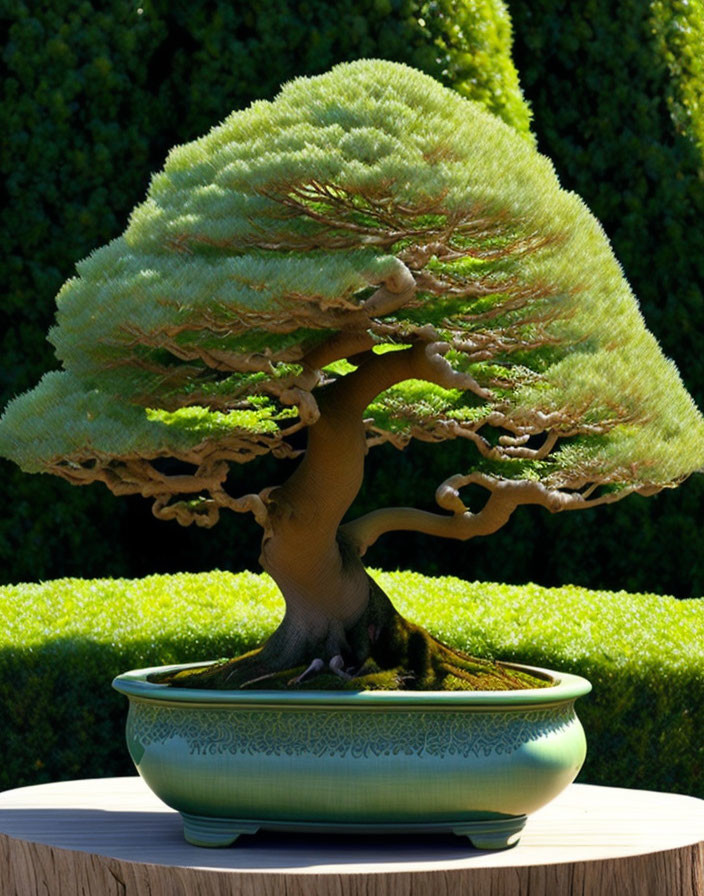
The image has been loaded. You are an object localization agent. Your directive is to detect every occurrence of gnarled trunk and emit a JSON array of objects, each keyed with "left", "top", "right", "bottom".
[
  {"left": 153, "top": 345, "right": 546, "bottom": 691},
  {"left": 256, "top": 389, "right": 372, "bottom": 670}
]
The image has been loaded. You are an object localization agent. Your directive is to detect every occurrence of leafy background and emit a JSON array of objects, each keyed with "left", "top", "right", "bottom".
[{"left": 2, "top": 0, "right": 703, "bottom": 598}]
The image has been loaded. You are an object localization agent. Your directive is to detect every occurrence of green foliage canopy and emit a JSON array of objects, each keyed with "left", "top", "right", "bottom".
[{"left": 1, "top": 59, "right": 702, "bottom": 526}]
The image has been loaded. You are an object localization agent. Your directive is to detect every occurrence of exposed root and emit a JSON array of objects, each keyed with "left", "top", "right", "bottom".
[
  {"left": 329, "top": 654, "right": 353, "bottom": 681},
  {"left": 148, "top": 647, "right": 268, "bottom": 689},
  {"left": 149, "top": 577, "right": 553, "bottom": 692},
  {"left": 289, "top": 657, "right": 325, "bottom": 685}
]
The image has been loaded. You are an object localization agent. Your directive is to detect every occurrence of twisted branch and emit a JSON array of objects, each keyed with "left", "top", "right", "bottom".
[
  {"left": 341, "top": 471, "right": 663, "bottom": 556},
  {"left": 46, "top": 436, "right": 293, "bottom": 529}
]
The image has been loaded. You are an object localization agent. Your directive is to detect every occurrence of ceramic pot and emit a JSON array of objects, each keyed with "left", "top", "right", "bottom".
[{"left": 112, "top": 662, "right": 590, "bottom": 849}]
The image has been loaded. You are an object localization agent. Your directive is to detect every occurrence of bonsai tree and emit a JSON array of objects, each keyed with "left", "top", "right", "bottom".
[{"left": 2, "top": 60, "right": 703, "bottom": 690}]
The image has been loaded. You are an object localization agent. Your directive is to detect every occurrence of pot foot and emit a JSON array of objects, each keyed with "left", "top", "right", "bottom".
[
  {"left": 181, "top": 812, "right": 260, "bottom": 847},
  {"left": 453, "top": 815, "right": 526, "bottom": 850}
]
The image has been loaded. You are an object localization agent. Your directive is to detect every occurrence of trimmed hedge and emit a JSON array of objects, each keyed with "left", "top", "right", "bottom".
[
  {"left": 1, "top": 570, "right": 701, "bottom": 796},
  {"left": 0, "top": 0, "right": 531, "bottom": 587}
]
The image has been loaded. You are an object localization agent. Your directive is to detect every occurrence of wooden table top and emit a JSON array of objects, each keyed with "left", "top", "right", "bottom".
[{"left": 1, "top": 777, "right": 703, "bottom": 874}]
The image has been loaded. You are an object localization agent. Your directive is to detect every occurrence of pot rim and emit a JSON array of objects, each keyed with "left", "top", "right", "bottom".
[{"left": 112, "top": 661, "right": 591, "bottom": 706}]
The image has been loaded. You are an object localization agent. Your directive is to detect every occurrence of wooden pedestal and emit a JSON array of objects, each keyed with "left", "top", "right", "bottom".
[{"left": 1, "top": 777, "right": 703, "bottom": 895}]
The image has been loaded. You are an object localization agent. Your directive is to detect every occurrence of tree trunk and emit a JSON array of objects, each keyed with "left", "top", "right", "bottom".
[{"left": 153, "top": 346, "right": 546, "bottom": 691}]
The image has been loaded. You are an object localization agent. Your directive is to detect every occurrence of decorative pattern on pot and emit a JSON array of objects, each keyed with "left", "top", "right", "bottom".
[{"left": 128, "top": 703, "right": 576, "bottom": 760}]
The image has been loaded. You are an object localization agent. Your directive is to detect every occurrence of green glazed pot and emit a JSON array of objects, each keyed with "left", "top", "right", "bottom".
[{"left": 112, "top": 662, "right": 590, "bottom": 849}]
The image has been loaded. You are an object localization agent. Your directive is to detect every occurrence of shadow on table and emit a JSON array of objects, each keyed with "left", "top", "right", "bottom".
[{"left": 0, "top": 807, "right": 493, "bottom": 870}]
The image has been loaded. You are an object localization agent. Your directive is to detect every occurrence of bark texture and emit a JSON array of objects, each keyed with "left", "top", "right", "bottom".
[{"left": 154, "top": 343, "right": 549, "bottom": 691}]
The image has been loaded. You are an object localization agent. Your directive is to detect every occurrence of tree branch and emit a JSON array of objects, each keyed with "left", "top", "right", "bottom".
[
  {"left": 263, "top": 337, "right": 495, "bottom": 563},
  {"left": 300, "top": 258, "right": 417, "bottom": 373},
  {"left": 339, "top": 497, "right": 517, "bottom": 556},
  {"left": 341, "top": 472, "right": 663, "bottom": 556},
  {"left": 53, "top": 455, "right": 273, "bottom": 530},
  {"left": 362, "top": 257, "right": 417, "bottom": 316}
]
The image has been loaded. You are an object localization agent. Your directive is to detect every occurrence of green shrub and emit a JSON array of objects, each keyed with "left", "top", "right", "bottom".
[
  {"left": 1, "top": 570, "right": 701, "bottom": 796},
  {"left": 0, "top": 0, "right": 531, "bottom": 586}
]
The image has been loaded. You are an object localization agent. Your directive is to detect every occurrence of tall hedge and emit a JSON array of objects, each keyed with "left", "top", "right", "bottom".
[{"left": 0, "top": 0, "right": 531, "bottom": 585}]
